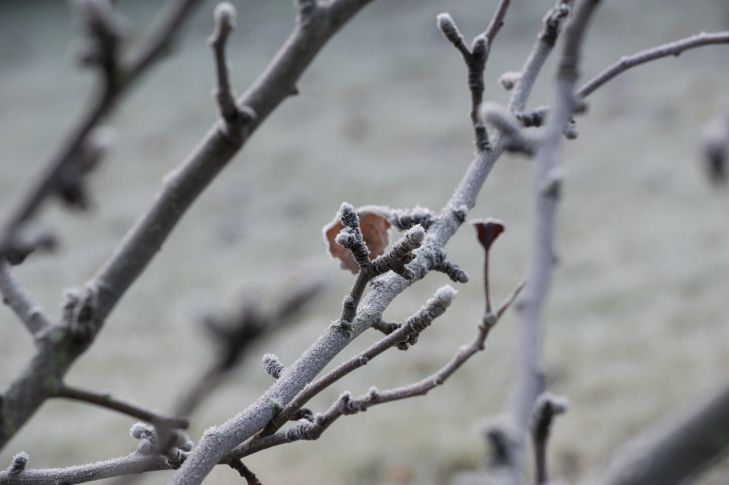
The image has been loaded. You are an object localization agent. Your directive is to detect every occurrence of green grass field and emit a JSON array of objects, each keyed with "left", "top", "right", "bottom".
[{"left": 1, "top": 0, "right": 728, "bottom": 483}]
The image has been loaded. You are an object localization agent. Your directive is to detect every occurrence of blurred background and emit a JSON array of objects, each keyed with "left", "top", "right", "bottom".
[{"left": 1, "top": 0, "right": 728, "bottom": 483}]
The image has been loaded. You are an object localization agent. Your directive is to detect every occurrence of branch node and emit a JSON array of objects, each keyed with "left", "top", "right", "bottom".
[
  {"left": 499, "top": 71, "right": 521, "bottom": 91},
  {"left": 62, "top": 285, "right": 100, "bottom": 343},
  {"left": 7, "top": 451, "right": 29, "bottom": 476},
  {"left": 262, "top": 353, "right": 284, "bottom": 379}
]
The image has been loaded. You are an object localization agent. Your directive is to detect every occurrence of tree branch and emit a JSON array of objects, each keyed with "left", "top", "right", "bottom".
[
  {"left": 0, "top": 260, "right": 51, "bottom": 338},
  {"left": 504, "top": 0, "right": 602, "bottom": 478},
  {"left": 578, "top": 31, "right": 729, "bottom": 98},
  {"left": 53, "top": 385, "right": 189, "bottom": 429},
  {"left": 229, "top": 282, "right": 523, "bottom": 461},
  {"left": 596, "top": 379, "right": 729, "bottom": 485},
  {"left": 262, "top": 286, "right": 456, "bottom": 435},
  {"left": 0, "top": 0, "right": 204, "bottom": 257},
  {"left": 437, "top": 0, "right": 512, "bottom": 151},
  {"left": 508, "top": 0, "right": 573, "bottom": 114},
  {"left": 0, "top": 0, "right": 377, "bottom": 452},
  {"left": 531, "top": 393, "right": 568, "bottom": 485}
]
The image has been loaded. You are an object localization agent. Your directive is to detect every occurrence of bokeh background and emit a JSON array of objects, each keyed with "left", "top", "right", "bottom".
[{"left": 1, "top": 0, "right": 729, "bottom": 483}]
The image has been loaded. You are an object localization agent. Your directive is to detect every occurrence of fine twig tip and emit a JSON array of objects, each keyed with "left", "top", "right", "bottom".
[
  {"left": 434, "top": 285, "right": 457, "bottom": 305},
  {"left": 404, "top": 224, "right": 425, "bottom": 245},
  {"left": 436, "top": 13, "right": 459, "bottom": 39},
  {"left": 213, "top": 2, "right": 237, "bottom": 30}
]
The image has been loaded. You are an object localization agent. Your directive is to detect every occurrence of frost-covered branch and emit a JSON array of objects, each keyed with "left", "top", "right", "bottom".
[
  {"left": 578, "top": 31, "right": 729, "bottom": 98},
  {"left": 0, "top": 260, "right": 51, "bottom": 338},
  {"left": 260, "top": 286, "right": 457, "bottom": 436},
  {"left": 504, "top": 0, "right": 602, "bottom": 479},
  {"left": 52, "top": 385, "right": 189, "bottom": 430},
  {"left": 0, "top": 0, "right": 377, "bottom": 452},
  {"left": 436, "top": 0, "right": 512, "bottom": 151},
  {"left": 508, "top": 0, "right": 573, "bottom": 114}
]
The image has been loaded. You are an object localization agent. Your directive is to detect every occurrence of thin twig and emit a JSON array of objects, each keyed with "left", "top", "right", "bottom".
[
  {"left": 0, "top": 0, "right": 376, "bottom": 452},
  {"left": 531, "top": 393, "right": 568, "bottom": 485},
  {"left": 229, "top": 283, "right": 523, "bottom": 461},
  {"left": 578, "top": 31, "right": 729, "bottom": 98},
  {"left": 508, "top": 0, "right": 573, "bottom": 113},
  {"left": 209, "top": 3, "right": 250, "bottom": 141},
  {"left": 262, "top": 286, "right": 456, "bottom": 435},
  {"left": 53, "top": 385, "right": 189, "bottom": 429},
  {"left": 0, "top": 260, "right": 51, "bottom": 338}
]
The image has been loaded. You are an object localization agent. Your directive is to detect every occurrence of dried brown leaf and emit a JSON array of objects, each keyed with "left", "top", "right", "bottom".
[{"left": 323, "top": 208, "right": 391, "bottom": 273}]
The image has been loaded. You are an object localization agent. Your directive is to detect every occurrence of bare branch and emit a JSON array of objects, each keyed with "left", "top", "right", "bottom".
[
  {"left": 508, "top": 0, "right": 573, "bottom": 114},
  {"left": 53, "top": 385, "right": 189, "bottom": 429},
  {"left": 483, "top": 0, "right": 511, "bottom": 44},
  {"left": 531, "top": 393, "right": 569, "bottom": 485},
  {"left": 230, "top": 283, "right": 522, "bottom": 461},
  {"left": 261, "top": 286, "right": 456, "bottom": 435},
  {"left": 0, "top": 453, "right": 170, "bottom": 484},
  {"left": 227, "top": 459, "right": 262, "bottom": 485},
  {"left": 578, "top": 31, "right": 729, "bottom": 98},
  {"left": 437, "top": 0, "right": 512, "bottom": 151},
  {"left": 0, "top": 260, "right": 51, "bottom": 338},
  {"left": 0, "top": 0, "right": 204, "bottom": 258},
  {"left": 209, "top": 3, "right": 254, "bottom": 142},
  {"left": 505, "top": 0, "right": 602, "bottom": 478},
  {"left": 596, "top": 379, "right": 729, "bottom": 485}
]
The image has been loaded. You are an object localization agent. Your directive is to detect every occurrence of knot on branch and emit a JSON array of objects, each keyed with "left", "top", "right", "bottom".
[
  {"left": 262, "top": 353, "right": 284, "bottom": 379},
  {"left": 130, "top": 422, "right": 192, "bottom": 468},
  {"left": 62, "top": 285, "right": 99, "bottom": 343},
  {"left": 6, "top": 451, "right": 29, "bottom": 476}
]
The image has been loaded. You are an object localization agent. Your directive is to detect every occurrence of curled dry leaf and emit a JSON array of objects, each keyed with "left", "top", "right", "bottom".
[
  {"left": 472, "top": 218, "right": 505, "bottom": 253},
  {"left": 323, "top": 208, "right": 391, "bottom": 273}
]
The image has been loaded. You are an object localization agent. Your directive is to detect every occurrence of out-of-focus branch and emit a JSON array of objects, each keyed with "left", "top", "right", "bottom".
[
  {"left": 174, "top": 279, "right": 324, "bottom": 417},
  {"left": 595, "top": 379, "right": 729, "bottom": 485},
  {"left": 52, "top": 385, "right": 189, "bottom": 430},
  {"left": 531, "top": 393, "right": 568, "bottom": 485},
  {"left": 0, "top": 0, "right": 204, "bottom": 258},
  {"left": 0, "top": 260, "right": 51, "bottom": 338},
  {"left": 504, "top": 0, "right": 602, "bottom": 479},
  {"left": 0, "top": 0, "right": 376, "bottom": 452},
  {"left": 578, "top": 31, "right": 729, "bottom": 98},
  {"left": 508, "top": 0, "right": 573, "bottom": 114},
  {"left": 700, "top": 109, "right": 729, "bottom": 185}
]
